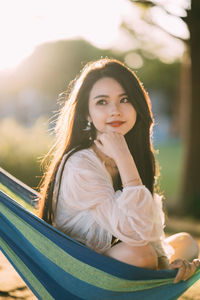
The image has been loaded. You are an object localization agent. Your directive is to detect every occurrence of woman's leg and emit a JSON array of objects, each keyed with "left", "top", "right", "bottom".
[
  {"left": 104, "top": 242, "right": 158, "bottom": 269},
  {"left": 165, "top": 232, "right": 199, "bottom": 262}
]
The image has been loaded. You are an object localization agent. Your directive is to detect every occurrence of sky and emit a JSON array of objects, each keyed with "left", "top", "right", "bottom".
[{"left": 0, "top": 0, "right": 190, "bottom": 71}]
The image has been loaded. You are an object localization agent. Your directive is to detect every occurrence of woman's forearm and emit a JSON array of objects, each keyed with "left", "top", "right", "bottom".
[{"left": 115, "top": 154, "right": 143, "bottom": 187}]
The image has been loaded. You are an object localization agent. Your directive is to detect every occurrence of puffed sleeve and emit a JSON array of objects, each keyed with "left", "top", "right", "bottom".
[{"left": 56, "top": 150, "right": 166, "bottom": 247}]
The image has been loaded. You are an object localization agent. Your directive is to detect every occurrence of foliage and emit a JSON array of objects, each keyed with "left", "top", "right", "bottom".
[
  {"left": 137, "top": 58, "right": 180, "bottom": 92},
  {"left": 0, "top": 117, "right": 53, "bottom": 189},
  {"left": 0, "top": 116, "right": 183, "bottom": 210},
  {"left": 0, "top": 39, "right": 180, "bottom": 103},
  {"left": 0, "top": 39, "right": 121, "bottom": 98},
  {"left": 127, "top": 0, "right": 200, "bottom": 218}
]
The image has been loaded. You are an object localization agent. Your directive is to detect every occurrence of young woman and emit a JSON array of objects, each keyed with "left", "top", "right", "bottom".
[{"left": 38, "top": 58, "right": 199, "bottom": 283}]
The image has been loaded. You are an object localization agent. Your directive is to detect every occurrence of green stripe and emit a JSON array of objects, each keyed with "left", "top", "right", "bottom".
[
  {"left": 184, "top": 268, "right": 200, "bottom": 288},
  {"left": 0, "top": 183, "right": 35, "bottom": 212},
  {"left": 0, "top": 200, "right": 177, "bottom": 292},
  {"left": 0, "top": 237, "right": 54, "bottom": 300}
]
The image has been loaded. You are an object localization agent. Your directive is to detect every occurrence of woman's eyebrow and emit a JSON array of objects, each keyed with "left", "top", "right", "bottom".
[
  {"left": 93, "top": 93, "right": 127, "bottom": 100},
  {"left": 93, "top": 94, "right": 109, "bottom": 99},
  {"left": 119, "top": 93, "right": 128, "bottom": 97}
]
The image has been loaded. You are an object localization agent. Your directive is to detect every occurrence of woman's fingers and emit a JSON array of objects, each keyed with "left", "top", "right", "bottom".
[
  {"left": 183, "top": 262, "right": 196, "bottom": 281},
  {"left": 170, "top": 259, "right": 199, "bottom": 283},
  {"left": 94, "top": 132, "right": 129, "bottom": 161},
  {"left": 182, "top": 260, "right": 193, "bottom": 281},
  {"left": 170, "top": 260, "right": 186, "bottom": 283},
  {"left": 94, "top": 139, "right": 103, "bottom": 149}
]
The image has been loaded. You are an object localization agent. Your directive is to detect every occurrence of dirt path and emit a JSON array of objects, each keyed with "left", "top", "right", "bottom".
[{"left": 0, "top": 251, "right": 36, "bottom": 299}]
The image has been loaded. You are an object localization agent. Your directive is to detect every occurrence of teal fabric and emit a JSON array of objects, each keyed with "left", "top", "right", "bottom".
[{"left": 0, "top": 168, "right": 199, "bottom": 299}]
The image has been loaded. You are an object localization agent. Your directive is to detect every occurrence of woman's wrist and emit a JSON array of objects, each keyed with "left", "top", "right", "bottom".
[
  {"left": 122, "top": 178, "right": 142, "bottom": 188},
  {"left": 116, "top": 154, "right": 142, "bottom": 187}
]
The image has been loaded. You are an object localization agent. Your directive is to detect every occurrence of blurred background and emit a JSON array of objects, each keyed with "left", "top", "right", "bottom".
[{"left": 0, "top": 0, "right": 200, "bottom": 219}]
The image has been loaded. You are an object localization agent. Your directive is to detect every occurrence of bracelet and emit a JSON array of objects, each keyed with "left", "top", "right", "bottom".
[{"left": 122, "top": 178, "right": 141, "bottom": 188}]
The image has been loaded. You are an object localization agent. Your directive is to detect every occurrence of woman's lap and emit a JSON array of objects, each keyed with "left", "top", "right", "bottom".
[
  {"left": 104, "top": 232, "right": 199, "bottom": 268},
  {"left": 104, "top": 241, "right": 158, "bottom": 269}
]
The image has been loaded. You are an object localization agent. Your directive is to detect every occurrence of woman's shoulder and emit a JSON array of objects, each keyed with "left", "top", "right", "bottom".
[
  {"left": 56, "top": 148, "right": 96, "bottom": 178},
  {"left": 67, "top": 148, "right": 97, "bottom": 163},
  {"left": 64, "top": 147, "right": 104, "bottom": 172},
  {"left": 61, "top": 147, "right": 112, "bottom": 185},
  {"left": 69, "top": 148, "right": 94, "bottom": 158}
]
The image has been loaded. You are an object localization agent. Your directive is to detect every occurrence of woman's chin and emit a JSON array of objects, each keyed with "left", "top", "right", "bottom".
[
  {"left": 104, "top": 127, "right": 125, "bottom": 135},
  {"left": 96, "top": 127, "right": 127, "bottom": 135}
]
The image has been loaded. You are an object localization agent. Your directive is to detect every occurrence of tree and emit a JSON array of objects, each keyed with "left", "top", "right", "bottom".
[
  {"left": 180, "top": 0, "right": 200, "bottom": 217},
  {"left": 125, "top": 0, "right": 200, "bottom": 217}
]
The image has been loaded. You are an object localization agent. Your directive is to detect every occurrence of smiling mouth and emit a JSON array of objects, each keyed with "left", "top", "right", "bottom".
[{"left": 107, "top": 121, "right": 125, "bottom": 127}]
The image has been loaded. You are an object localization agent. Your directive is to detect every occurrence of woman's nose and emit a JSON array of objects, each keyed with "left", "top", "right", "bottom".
[{"left": 109, "top": 103, "right": 121, "bottom": 116}]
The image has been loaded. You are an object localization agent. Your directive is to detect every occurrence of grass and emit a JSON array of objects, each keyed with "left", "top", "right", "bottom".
[
  {"left": 155, "top": 141, "right": 200, "bottom": 299},
  {"left": 155, "top": 140, "right": 184, "bottom": 206}
]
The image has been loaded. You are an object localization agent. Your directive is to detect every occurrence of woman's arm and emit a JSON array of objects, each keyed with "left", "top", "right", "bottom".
[
  {"left": 56, "top": 148, "right": 165, "bottom": 247},
  {"left": 94, "top": 132, "right": 142, "bottom": 187},
  {"left": 116, "top": 154, "right": 143, "bottom": 187}
]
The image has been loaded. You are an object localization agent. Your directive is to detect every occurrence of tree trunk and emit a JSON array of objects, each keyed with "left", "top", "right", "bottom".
[{"left": 179, "top": 0, "right": 200, "bottom": 217}]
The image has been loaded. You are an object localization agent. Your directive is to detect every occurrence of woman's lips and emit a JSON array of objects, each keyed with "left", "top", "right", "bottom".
[{"left": 107, "top": 121, "right": 125, "bottom": 127}]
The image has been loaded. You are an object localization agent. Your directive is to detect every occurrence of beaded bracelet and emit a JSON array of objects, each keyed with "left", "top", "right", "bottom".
[{"left": 122, "top": 178, "right": 141, "bottom": 188}]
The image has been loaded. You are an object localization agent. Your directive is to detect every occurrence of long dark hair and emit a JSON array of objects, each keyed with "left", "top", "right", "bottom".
[{"left": 38, "top": 58, "right": 158, "bottom": 224}]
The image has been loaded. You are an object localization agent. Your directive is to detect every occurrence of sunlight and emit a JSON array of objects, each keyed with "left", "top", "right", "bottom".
[
  {"left": 0, "top": 0, "right": 125, "bottom": 71},
  {"left": 150, "top": 6, "right": 189, "bottom": 39},
  {"left": 0, "top": 0, "right": 188, "bottom": 71},
  {"left": 125, "top": 52, "right": 143, "bottom": 69}
]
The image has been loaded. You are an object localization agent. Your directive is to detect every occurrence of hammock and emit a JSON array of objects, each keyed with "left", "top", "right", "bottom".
[{"left": 0, "top": 167, "right": 199, "bottom": 300}]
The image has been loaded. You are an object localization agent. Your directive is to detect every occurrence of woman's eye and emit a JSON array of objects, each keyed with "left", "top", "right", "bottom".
[
  {"left": 96, "top": 99, "right": 107, "bottom": 105},
  {"left": 120, "top": 97, "right": 129, "bottom": 103}
]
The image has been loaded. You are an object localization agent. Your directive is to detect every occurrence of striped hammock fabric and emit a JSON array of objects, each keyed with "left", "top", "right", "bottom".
[{"left": 0, "top": 168, "right": 199, "bottom": 300}]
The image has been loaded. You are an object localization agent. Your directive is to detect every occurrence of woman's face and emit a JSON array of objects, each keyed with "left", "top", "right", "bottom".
[{"left": 88, "top": 77, "right": 137, "bottom": 136}]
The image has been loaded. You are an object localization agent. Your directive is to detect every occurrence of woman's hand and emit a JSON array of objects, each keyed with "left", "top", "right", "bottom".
[
  {"left": 94, "top": 132, "right": 142, "bottom": 186},
  {"left": 94, "top": 132, "right": 131, "bottom": 162},
  {"left": 170, "top": 258, "right": 200, "bottom": 283}
]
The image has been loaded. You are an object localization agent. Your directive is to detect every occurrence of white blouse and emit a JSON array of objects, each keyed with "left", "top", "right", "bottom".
[{"left": 52, "top": 148, "right": 173, "bottom": 258}]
